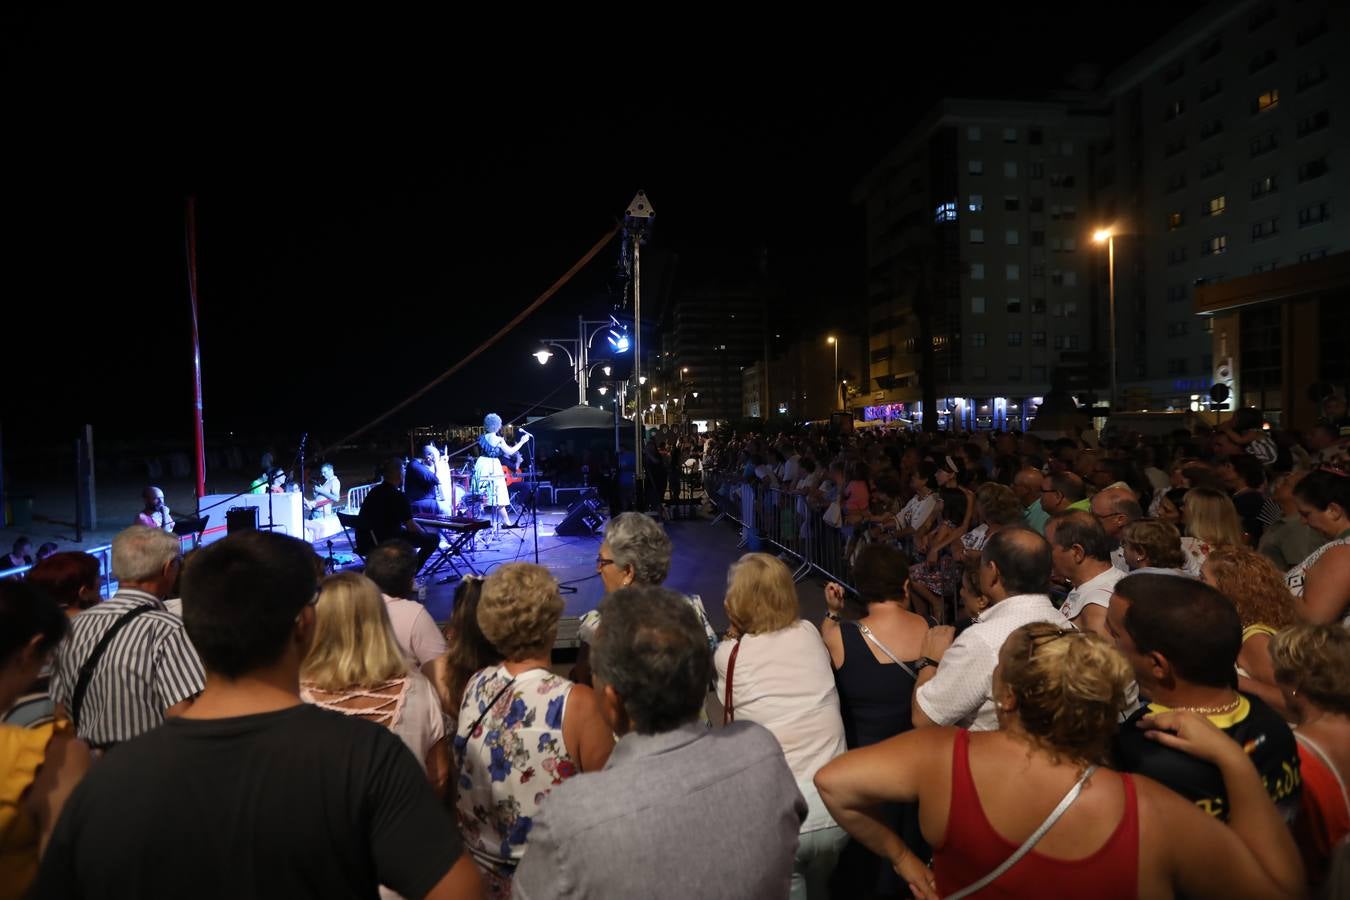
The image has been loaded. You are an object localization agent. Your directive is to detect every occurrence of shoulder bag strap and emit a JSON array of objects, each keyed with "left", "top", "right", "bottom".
[
  {"left": 853, "top": 622, "right": 918, "bottom": 679},
  {"left": 722, "top": 640, "right": 742, "bottom": 725},
  {"left": 945, "top": 765, "right": 1099, "bottom": 900},
  {"left": 454, "top": 676, "right": 516, "bottom": 776},
  {"left": 70, "top": 605, "right": 156, "bottom": 732}
]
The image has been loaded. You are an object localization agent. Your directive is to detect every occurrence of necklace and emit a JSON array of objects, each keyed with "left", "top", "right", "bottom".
[{"left": 1178, "top": 694, "right": 1241, "bottom": 716}]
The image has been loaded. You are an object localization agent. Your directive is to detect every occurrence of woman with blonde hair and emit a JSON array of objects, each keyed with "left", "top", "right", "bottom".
[
  {"left": 453, "top": 562, "right": 612, "bottom": 899},
  {"left": 1180, "top": 487, "right": 1246, "bottom": 574},
  {"left": 816, "top": 622, "right": 1305, "bottom": 900},
  {"left": 1270, "top": 624, "right": 1350, "bottom": 889},
  {"left": 716, "top": 553, "right": 848, "bottom": 900},
  {"left": 1120, "top": 518, "right": 1189, "bottom": 574},
  {"left": 1201, "top": 547, "right": 1296, "bottom": 715},
  {"left": 301, "top": 572, "right": 448, "bottom": 788}
]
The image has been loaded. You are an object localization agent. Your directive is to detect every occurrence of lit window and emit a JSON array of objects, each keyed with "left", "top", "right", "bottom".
[
  {"left": 968, "top": 194, "right": 984, "bottom": 212},
  {"left": 935, "top": 201, "right": 958, "bottom": 223},
  {"left": 1254, "top": 89, "right": 1280, "bottom": 113},
  {"left": 1206, "top": 195, "right": 1226, "bottom": 217},
  {"left": 1204, "top": 234, "right": 1229, "bottom": 255},
  {"left": 1168, "top": 211, "right": 1184, "bottom": 230}
]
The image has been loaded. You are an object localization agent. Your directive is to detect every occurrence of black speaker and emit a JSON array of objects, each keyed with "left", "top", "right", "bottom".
[
  {"left": 555, "top": 495, "right": 604, "bottom": 536},
  {"left": 226, "top": 506, "right": 259, "bottom": 534}
]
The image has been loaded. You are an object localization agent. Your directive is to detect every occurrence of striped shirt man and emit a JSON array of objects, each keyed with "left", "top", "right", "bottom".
[{"left": 50, "top": 588, "right": 205, "bottom": 748}]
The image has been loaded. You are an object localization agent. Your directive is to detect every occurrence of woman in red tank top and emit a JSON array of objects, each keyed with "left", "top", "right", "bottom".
[{"left": 816, "top": 622, "right": 1305, "bottom": 899}]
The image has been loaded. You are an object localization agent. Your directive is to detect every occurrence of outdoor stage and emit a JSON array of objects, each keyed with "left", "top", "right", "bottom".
[{"left": 313, "top": 503, "right": 758, "bottom": 646}]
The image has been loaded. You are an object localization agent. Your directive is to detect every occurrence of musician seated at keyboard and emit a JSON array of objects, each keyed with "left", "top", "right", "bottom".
[{"left": 355, "top": 458, "right": 439, "bottom": 569}]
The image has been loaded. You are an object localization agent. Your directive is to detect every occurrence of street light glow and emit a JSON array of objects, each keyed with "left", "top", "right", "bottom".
[
  {"left": 1093, "top": 228, "right": 1113, "bottom": 243},
  {"left": 533, "top": 350, "right": 553, "bottom": 365},
  {"left": 827, "top": 336, "right": 836, "bottom": 344}
]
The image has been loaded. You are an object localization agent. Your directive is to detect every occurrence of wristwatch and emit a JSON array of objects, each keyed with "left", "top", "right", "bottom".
[
  {"left": 825, "top": 611, "right": 841, "bottom": 621},
  {"left": 914, "top": 657, "right": 940, "bottom": 673}
]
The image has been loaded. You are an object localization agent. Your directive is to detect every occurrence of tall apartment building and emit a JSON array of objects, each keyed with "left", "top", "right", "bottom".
[
  {"left": 1096, "top": 0, "right": 1348, "bottom": 413},
  {"left": 854, "top": 99, "right": 1108, "bottom": 430},
  {"left": 669, "top": 289, "right": 765, "bottom": 425}
]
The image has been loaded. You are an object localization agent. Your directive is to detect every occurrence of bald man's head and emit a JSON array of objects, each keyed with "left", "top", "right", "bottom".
[
  {"left": 1090, "top": 487, "right": 1143, "bottom": 539},
  {"left": 1013, "top": 467, "right": 1043, "bottom": 507}
]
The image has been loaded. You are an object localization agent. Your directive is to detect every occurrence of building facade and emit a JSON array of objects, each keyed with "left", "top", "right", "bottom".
[
  {"left": 854, "top": 99, "right": 1108, "bottom": 430},
  {"left": 1097, "top": 0, "right": 1347, "bottom": 412}
]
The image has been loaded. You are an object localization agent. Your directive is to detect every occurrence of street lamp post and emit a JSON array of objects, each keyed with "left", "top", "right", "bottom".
[
  {"left": 1093, "top": 229, "right": 1118, "bottom": 413},
  {"left": 534, "top": 315, "right": 628, "bottom": 406},
  {"left": 827, "top": 336, "right": 839, "bottom": 410}
]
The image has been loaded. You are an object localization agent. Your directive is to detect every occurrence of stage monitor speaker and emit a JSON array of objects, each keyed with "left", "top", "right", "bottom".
[
  {"left": 226, "top": 506, "right": 259, "bottom": 534},
  {"left": 555, "top": 495, "right": 604, "bottom": 537}
]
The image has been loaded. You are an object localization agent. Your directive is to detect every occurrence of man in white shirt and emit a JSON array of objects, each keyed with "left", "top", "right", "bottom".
[
  {"left": 911, "top": 528, "right": 1065, "bottom": 732},
  {"left": 1089, "top": 486, "right": 1142, "bottom": 573},
  {"left": 362, "top": 541, "right": 447, "bottom": 669},
  {"left": 1046, "top": 510, "right": 1124, "bottom": 638}
]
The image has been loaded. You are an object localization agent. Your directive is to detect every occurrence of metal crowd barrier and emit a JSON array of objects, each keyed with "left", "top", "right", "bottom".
[
  {"left": 702, "top": 471, "right": 856, "bottom": 592},
  {"left": 0, "top": 528, "right": 227, "bottom": 598}
]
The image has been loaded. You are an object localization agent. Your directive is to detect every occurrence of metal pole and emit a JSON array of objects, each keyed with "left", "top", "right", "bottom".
[
  {"left": 633, "top": 238, "right": 644, "bottom": 491},
  {"left": 1108, "top": 235, "right": 1117, "bottom": 412},
  {"left": 833, "top": 341, "right": 839, "bottom": 410},
  {"left": 186, "top": 197, "right": 207, "bottom": 504},
  {"left": 576, "top": 315, "right": 587, "bottom": 405}
]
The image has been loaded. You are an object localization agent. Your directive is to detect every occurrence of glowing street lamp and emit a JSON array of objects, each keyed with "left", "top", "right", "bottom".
[{"left": 533, "top": 349, "right": 553, "bottom": 365}]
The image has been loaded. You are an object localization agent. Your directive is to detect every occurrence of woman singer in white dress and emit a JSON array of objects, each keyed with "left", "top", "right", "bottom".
[{"left": 473, "top": 413, "right": 530, "bottom": 537}]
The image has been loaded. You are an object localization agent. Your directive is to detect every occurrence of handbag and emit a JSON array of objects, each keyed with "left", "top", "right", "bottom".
[
  {"left": 944, "top": 764, "right": 1098, "bottom": 900},
  {"left": 823, "top": 500, "right": 842, "bottom": 528}
]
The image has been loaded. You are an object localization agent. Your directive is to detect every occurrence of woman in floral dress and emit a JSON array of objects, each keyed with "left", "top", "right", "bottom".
[{"left": 453, "top": 563, "right": 613, "bottom": 899}]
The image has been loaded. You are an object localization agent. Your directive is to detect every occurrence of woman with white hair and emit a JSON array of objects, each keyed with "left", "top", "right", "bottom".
[
  {"left": 472, "top": 413, "right": 530, "bottom": 537},
  {"left": 576, "top": 512, "right": 718, "bottom": 652}
]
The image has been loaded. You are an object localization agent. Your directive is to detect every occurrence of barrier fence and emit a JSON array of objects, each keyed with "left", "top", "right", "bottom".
[
  {"left": 703, "top": 471, "right": 856, "bottom": 593},
  {"left": 0, "top": 528, "right": 224, "bottom": 595}
]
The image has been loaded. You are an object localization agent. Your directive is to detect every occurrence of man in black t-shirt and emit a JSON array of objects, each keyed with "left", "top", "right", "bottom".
[
  {"left": 356, "top": 458, "right": 439, "bottom": 568},
  {"left": 35, "top": 530, "right": 482, "bottom": 900},
  {"left": 1106, "top": 573, "right": 1301, "bottom": 823}
]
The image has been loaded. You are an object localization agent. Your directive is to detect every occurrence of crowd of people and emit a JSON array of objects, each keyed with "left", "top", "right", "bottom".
[{"left": 0, "top": 400, "right": 1347, "bottom": 898}]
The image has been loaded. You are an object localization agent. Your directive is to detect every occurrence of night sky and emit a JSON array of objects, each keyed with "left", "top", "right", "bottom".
[{"left": 3, "top": 6, "right": 1207, "bottom": 449}]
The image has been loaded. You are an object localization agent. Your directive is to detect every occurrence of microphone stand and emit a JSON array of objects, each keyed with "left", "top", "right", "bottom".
[{"left": 526, "top": 433, "right": 575, "bottom": 593}]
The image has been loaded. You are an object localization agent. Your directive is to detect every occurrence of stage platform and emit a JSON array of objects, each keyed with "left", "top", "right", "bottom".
[{"left": 309, "top": 503, "right": 776, "bottom": 647}]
